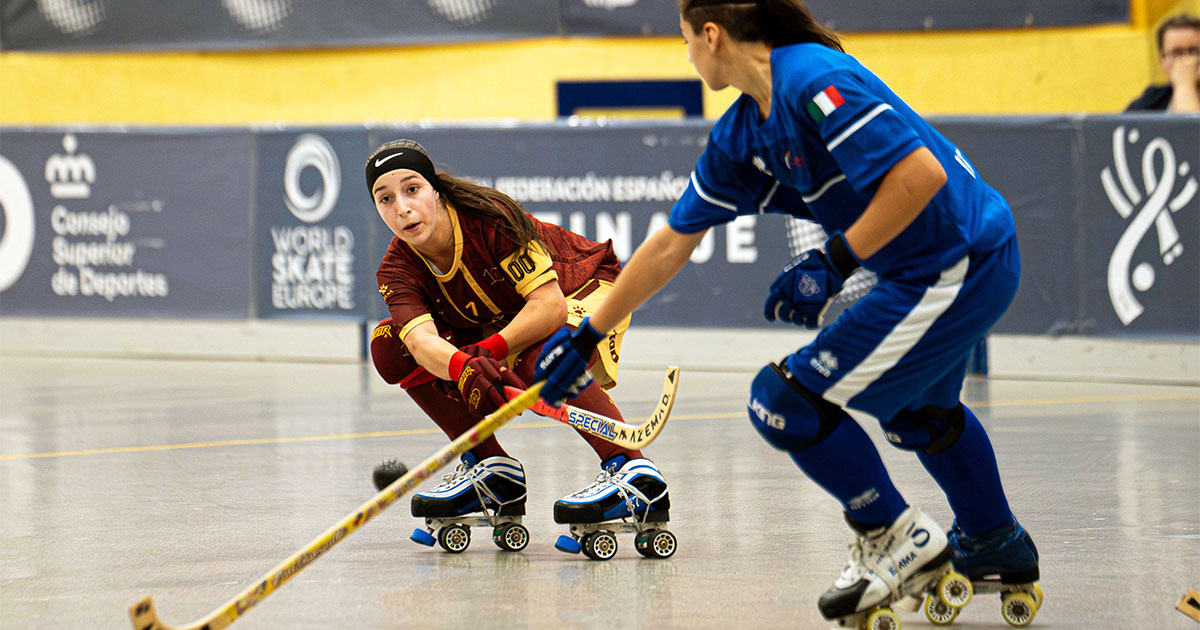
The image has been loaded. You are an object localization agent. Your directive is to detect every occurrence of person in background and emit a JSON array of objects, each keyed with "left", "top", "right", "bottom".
[{"left": 1126, "top": 13, "right": 1200, "bottom": 113}]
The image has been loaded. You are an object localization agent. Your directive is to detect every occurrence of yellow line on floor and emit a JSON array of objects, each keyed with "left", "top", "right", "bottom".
[{"left": 2, "top": 392, "right": 1196, "bottom": 461}]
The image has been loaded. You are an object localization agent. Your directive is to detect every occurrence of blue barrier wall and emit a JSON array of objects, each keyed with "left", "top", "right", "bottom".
[{"left": 1, "top": 116, "right": 1196, "bottom": 339}]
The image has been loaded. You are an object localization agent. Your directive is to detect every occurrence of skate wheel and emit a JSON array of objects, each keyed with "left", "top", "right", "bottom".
[
  {"left": 582, "top": 531, "right": 618, "bottom": 561},
  {"left": 923, "top": 593, "right": 959, "bottom": 626},
  {"left": 1031, "top": 583, "right": 1044, "bottom": 609},
  {"left": 554, "top": 534, "right": 582, "bottom": 554},
  {"left": 1000, "top": 591, "right": 1037, "bottom": 627},
  {"left": 410, "top": 528, "right": 436, "bottom": 547},
  {"left": 861, "top": 607, "right": 901, "bottom": 630},
  {"left": 492, "top": 523, "right": 529, "bottom": 552},
  {"left": 635, "top": 529, "right": 677, "bottom": 559},
  {"left": 437, "top": 524, "right": 471, "bottom": 553},
  {"left": 935, "top": 571, "right": 973, "bottom": 609}
]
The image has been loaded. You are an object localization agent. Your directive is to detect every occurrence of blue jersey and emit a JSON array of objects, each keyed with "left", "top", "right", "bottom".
[{"left": 670, "top": 43, "right": 1016, "bottom": 279}]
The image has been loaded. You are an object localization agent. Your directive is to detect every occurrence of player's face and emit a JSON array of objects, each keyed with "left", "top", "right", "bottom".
[
  {"left": 681, "top": 16, "right": 724, "bottom": 90},
  {"left": 372, "top": 170, "right": 448, "bottom": 250}
]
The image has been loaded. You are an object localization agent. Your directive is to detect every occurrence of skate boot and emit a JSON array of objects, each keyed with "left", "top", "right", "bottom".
[
  {"left": 552, "top": 455, "right": 675, "bottom": 560},
  {"left": 819, "top": 506, "right": 973, "bottom": 630},
  {"left": 926, "top": 520, "right": 1041, "bottom": 627},
  {"left": 409, "top": 453, "right": 529, "bottom": 553}
]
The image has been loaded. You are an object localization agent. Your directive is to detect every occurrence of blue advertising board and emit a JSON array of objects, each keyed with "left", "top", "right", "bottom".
[
  {"left": 0, "top": 129, "right": 253, "bottom": 317},
  {"left": 252, "top": 130, "right": 377, "bottom": 320}
]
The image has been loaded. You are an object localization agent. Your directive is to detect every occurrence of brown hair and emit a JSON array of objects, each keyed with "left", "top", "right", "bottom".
[
  {"left": 678, "top": 0, "right": 842, "bottom": 51},
  {"left": 1157, "top": 13, "right": 1200, "bottom": 52},
  {"left": 370, "top": 139, "right": 545, "bottom": 255}
]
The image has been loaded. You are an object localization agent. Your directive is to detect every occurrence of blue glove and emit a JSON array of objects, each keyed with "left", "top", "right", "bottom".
[
  {"left": 763, "top": 232, "right": 860, "bottom": 329},
  {"left": 533, "top": 318, "right": 603, "bottom": 407}
]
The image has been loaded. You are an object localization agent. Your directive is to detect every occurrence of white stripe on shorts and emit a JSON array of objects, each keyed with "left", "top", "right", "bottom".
[{"left": 822, "top": 255, "right": 970, "bottom": 407}]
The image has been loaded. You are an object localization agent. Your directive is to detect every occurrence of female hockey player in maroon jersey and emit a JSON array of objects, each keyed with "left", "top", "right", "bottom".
[{"left": 365, "top": 139, "right": 670, "bottom": 557}]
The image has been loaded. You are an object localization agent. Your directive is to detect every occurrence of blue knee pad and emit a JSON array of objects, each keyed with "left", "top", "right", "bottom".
[
  {"left": 881, "top": 404, "right": 965, "bottom": 454},
  {"left": 747, "top": 362, "right": 844, "bottom": 452}
]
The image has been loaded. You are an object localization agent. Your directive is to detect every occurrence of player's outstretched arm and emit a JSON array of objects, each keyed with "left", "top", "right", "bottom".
[
  {"left": 534, "top": 225, "right": 705, "bottom": 405},
  {"left": 589, "top": 224, "right": 708, "bottom": 332}
]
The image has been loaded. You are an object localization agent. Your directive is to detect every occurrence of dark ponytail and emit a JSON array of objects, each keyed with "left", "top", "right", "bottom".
[
  {"left": 434, "top": 172, "right": 546, "bottom": 256},
  {"left": 679, "top": 0, "right": 842, "bottom": 51}
]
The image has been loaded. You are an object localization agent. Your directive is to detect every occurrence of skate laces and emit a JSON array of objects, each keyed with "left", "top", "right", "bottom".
[
  {"left": 838, "top": 529, "right": 905, "bottom": 598},
  {"left": 431, "top": 461, "right": 473, "bottom": 491},
  {"left": 835, "top": 537, "right": 870, "bottom": 586},
  {"left": 573, "top": 464, "right": 666, "bottom": 525},
  {"left": 431, "top": 460, "right": 525, "bottom": 509}
]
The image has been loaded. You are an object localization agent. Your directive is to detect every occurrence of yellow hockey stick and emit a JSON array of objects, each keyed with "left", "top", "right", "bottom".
[{"left": 129, "top": 384, "right": 543, "bottom": 630}]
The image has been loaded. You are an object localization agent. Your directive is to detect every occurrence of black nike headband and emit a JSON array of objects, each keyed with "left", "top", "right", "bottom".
[{"left": 365, "top": 143, "right": 439, "bottom": 195}]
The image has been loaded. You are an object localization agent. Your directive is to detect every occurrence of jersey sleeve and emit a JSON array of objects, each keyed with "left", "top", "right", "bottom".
[
  {"left": 482, "top": 217, "right": 558, "bottom": 298},
  {"left": 798, "top": 71, "right": 925, "bottom": 193},
  {"left": 377, "top": 257, "right": 435, "bottom": 341},
  {"left": 759, "top": 182, "right": 815, "bottom": 220},
  {"left": 499, "top": 240, "right": 557, "bottom": 297},
  {"left": 669, "top": 140, "right": 776, "bottom": 234}
]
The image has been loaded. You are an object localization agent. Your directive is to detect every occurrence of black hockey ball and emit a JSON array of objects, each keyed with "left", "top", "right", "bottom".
[{"left": 373, "top": 458, "right": 409, "bottom": 491}]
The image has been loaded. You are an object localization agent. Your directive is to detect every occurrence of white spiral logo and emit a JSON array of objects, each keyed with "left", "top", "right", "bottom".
[
  {"left": 583, "top": 0, "right": 639, "bottom": 9},
  {"left": 36, "top": 0, "right": 107, "bottom": 36},
  {"left": 284, "top": 134, "right": 341, "bottom": 224},
  {"left": 1102, "top": 125, "right": 1198, "bottom": 325},
  {"left": 0, "top": 156, "right": 37, "bottom": 293},
  {"left": 426, "top": 0, "right": 495, "bottom": 26},
  {"left": 221, "top": 0, "right": 294, "bottom": 32}
]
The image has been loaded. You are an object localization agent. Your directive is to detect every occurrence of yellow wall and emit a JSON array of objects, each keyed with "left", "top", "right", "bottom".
[{"left": 1, "top": 1, "right": 1196, "bottom": 125}]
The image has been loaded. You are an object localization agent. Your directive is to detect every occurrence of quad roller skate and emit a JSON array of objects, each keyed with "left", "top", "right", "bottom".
[
  {"left": 408, "top": 453, "right": 530, "bottom": 554},
  {"left": 917, "top": 520, "right": 1041, "bottom": 627},
  {"left": 820, "top": 506, "right": 973, "bottom": 630},
  {"left": 552, "top": 455, "right": 675, "bottom": 561}
]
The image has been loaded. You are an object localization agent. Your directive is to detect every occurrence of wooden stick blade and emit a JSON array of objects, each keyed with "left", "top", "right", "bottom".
[
  {"left": 506, "top": 365, "right": 679, "bottom": 450},
  {"left": 129, "top": 597, "right": 167, "bottom": 630}
]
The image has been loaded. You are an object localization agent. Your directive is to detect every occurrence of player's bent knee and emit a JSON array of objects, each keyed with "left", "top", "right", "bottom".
[
  {"left": 747, "top": 362, "right": 844, "bottom": 452},
  {"left": 370, "top": 318, "right": 434, "bottom": 387},
  {"left": 881, "top": 404, "right": 965, "bottom": 454}
]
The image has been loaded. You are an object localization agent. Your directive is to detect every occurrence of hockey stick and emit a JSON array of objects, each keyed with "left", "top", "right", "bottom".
[
  {"left": 505, "top": 365, "right": 680, "bottom": 450},
  {"left": 128, "top": 384, "right": 543, "bottom": 630}
]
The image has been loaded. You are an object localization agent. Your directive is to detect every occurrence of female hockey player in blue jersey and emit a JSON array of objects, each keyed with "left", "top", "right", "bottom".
[{"left": 535, "top": 0, "right": 1042, "bottom": 626}]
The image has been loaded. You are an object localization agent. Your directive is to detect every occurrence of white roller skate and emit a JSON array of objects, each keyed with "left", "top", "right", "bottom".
[
  {"left": 819, "top": 506, "right": 973, "bottom": 630},
  {"left": 552, "top": 455, "right": 675, "bottom": 561},
  {"left": 919, "top": 520, "right": 1042, "bottom": 627},
  {"left": 408, "top": 453, "right": 529, "bottom": 553}
]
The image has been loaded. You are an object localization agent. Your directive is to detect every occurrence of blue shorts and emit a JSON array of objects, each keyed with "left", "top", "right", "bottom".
[{"left": 786, "top": 238, "right": 1020, "bottom": 422}]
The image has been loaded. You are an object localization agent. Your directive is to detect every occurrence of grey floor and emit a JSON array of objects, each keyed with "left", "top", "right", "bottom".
[{"left": 1, "top": 355, "right": 1198, "bottom": 630}]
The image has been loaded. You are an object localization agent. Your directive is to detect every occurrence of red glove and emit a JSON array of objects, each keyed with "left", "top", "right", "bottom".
[{"left": 449, "top": 351, "right": 524, "bottom": 419}]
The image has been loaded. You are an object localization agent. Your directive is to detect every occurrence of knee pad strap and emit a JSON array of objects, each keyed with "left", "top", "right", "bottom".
[
  {"left": 883, "top": 404, "right": 965, "bottom": 455},
  {"left": 747, "top": 362, "right": 844, "bottom": 452}
]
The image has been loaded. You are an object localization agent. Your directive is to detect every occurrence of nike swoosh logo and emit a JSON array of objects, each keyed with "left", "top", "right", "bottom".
[{"left": 375, "top": 152, "right": 403, "bottom": 167}]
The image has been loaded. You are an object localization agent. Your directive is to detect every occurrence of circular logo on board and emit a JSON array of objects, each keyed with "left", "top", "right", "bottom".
[
  {"left": 37, "top": 0, "right": 108, "bottom": 36},
  {"left": 0, "top": 156, "right": 36, "bottom": 293},
  {"left": 426, "top": 0, "right": 495, "bottom": 26},
  {"left": 221, "top": 0, "right": 294, "bottom": 32},
  {"left": 284, "top": 134, "right": 341, "bottom": 224}
]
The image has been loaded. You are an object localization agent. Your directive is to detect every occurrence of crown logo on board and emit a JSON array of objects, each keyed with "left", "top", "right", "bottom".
[{"left": 45, "top": 134, "right": 95, "bottom": 200}]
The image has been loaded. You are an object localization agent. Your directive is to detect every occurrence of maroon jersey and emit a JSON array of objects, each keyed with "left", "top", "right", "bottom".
[{"left": 377, "top": 205, "right": 619, "bottom": 341}]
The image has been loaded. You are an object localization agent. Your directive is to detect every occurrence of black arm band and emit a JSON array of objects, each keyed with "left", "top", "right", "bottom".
[{"left": 825, "top": 232, "right": 861, "bottom": 279}]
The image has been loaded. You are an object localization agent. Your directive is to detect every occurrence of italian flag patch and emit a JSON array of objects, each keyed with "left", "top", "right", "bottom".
[{"left": 806, "top": 85, "right": 845, "bottom": 123}]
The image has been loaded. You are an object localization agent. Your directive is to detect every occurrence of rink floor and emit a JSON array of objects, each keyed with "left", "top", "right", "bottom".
[{"left": 2, "top": 355, "right": 1198, "bottom": 630}]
